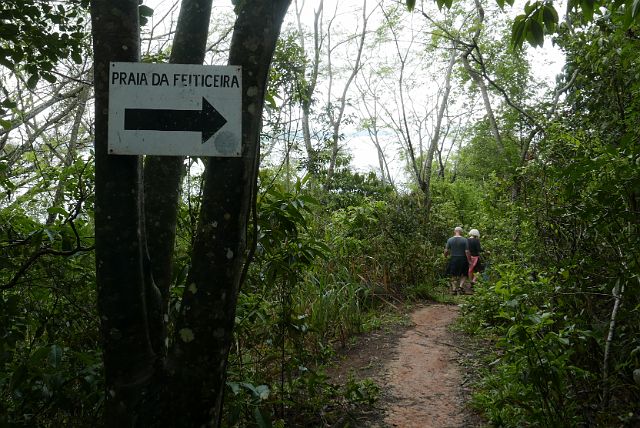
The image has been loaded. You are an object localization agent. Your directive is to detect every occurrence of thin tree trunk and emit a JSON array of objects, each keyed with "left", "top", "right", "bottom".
[
  {"left": 381, "top": 6, "right": 422, "bottom": 190},
  {"left": 602, "top": 280, "right": 624, "bottom": 410},
  {"left": 46, "top": 83, "right": 90, "bottom": 225},
  {"left": 8, "top": 96, "right": 80, "bottom": 166},
  {"left": 371, "top": 121, "right": 392, "bottom": 185},
  {"left": 296, "top": 0, "right": 323, "bottom": 173},
  {"left": 167, "top": 2, "right": 291, "bottom": 425},
  {"left": 356, "top": 76, "right": 394, "bottom": 186},
  {"left": 460, "top": 0, "right": 504, "bottom": 155},
  {"left": 423, "top": 44, "right": 456, "bottom": 218},
  {"left": 92, "top": 1, "right": 292, "bottom": 426},
  {"left": 325, "top": 0, "right": 369, "bottom": 187},
  {"left": 142, "top": 0, "right": 215, "bottom": 358},
  {"left": 0, "top": 85, "right": 84, "bottom": 138},
  {"left": 460, "top": 53, "right": 504, "bottom": 154}
]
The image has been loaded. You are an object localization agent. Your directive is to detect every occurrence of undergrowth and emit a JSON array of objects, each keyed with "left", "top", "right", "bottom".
[{"left": 459, "top": 263, "right": 640, "bottom": 427}]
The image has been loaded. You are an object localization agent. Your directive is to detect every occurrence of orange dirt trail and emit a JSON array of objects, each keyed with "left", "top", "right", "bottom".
[
  {"left": 331, "top": 303, "right": 482, "bottom": 427},
  {"left": 381, "top": 304, "right": 471, "bottom": 428}
]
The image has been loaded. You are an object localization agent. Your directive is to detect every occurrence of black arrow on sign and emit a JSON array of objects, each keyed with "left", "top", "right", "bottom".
[{"left": 124, "top": 97, "right": 227, "bottom": 144}]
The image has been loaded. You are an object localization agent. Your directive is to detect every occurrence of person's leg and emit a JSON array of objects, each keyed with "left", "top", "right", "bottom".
[
  {"left": 462, "top": 276, "right": 475, "bottom": 294},
  {"left": 450, "top": 276, "right": 458, "bottom": 294},
  {"left": 468, "top": 256, "right": 478, "bottom": 284},
  {"left": 459, "top": 275, "right": 466, "bottom": 293}
]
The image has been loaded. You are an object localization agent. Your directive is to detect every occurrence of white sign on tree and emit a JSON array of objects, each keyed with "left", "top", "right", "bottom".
[{"left": 108, "top": 62, "right": 242, "bottom": 157}]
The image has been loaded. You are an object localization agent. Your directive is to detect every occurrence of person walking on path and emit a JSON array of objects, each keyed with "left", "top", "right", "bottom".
[
  {"left": 444, "top": 226, "right": 470, "bottom": 294},
  {"left": 467, "top": 228, "right": 484, "bottom": 286}
]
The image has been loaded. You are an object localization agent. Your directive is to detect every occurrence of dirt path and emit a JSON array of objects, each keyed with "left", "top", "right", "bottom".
[{"left": 331, "top": 303, "right": 482, "bottom": 427}]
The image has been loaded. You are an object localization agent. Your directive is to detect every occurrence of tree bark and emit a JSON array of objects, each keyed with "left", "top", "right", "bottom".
[
  {"left": 602, "top": 280, "right": 624, "bottom": 410},
  {"left": 325, "top": 0, "right": 369, "bottom": 187},
  {"left": 460, "top": 52, "right": 504, "bottom": 155},
  {"left": 381, "top": 6, "right": 423, "bottom": 191},
  {"left": 91, "top": 0, "right": 158, "bottom": 424},
  {"left": 46, "top": 82, "right": 90, "bottom": 225},
  {"left": 356, "top": 77, "right": 394, "bottom": 186},
  {"left": 0, "top": 85, "right": 84, "bottom": 138},
  {"left": 461, "top": 0, "right": 504, "bottom": 155},
  {"left": 423, "top": 44, "right": 456, "bottom": 218},
  {"left": 167, "top": 1, "right": 291, "bottom": 425},
  {"left": 92, "top": 1, "right": 292, "bottom": 425},
  {"left": 295, "top": 0, "right": 323, "bottom": 174},
  {"left": 142, "top": 0, "right": 215, "bottom": 358}
]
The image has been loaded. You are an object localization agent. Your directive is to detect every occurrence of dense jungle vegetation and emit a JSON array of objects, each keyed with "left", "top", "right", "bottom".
[{"left": 1, "top": 0, "right": 639, "bottom": 426}]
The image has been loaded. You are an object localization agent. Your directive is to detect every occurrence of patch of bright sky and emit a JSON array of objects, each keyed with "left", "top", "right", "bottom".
[
  {"left": 312, "top": 0, "right": 566, "bottom": 183},
  {"left": 143, "top": 0, "right": 566, "bottom": 184}
]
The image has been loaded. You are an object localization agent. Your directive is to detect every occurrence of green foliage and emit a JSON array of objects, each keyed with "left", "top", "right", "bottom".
[
  {"left": 511, "top": 1, "right": 558, "bottom": 48},
  {"left": 558, "top": 19, "right": 640, "bottom": 144},
  {"left": 326, "top": 192, "right": 443, "bottom": 297},
  {"left": 462, "top": 267, "right": 595, "bottom": 426},
  {"left": 404, "top": 0, "right": 639, "bottom": 48},
  {"left": 225, "top": 380, "right": 273, "bottom": 427},
  {"left": 304, "top": 273, "right": 369, "bottom": 347},
  {"left": 268, "top": 30, "right": 308, "bottom": 109},
  {"left": 430, "top": 178, "right": 483, "bottom": 229},
  {"left": 257, "top": 185, "right": 327, "bottom": 284},
  {"left": 320, "top": 168, "right": 394, "bottom": 210},
  {"left": 447, "top": 20, "right": 640, "bottom": 425},
  {"left": 224, "top": 177, "right": 380, "bottom": 426},
  {"left": 342, "top": 376, "right": 379, "bottom": 405},
  {"left": 0, "top": 213, "right": 101, "bottom": 425},
  {"left": 138, "top": 4, "right": 154, "bottom": 27},
  {"left": 457, "top": 16, "right": 640, "bottom": 422},
  {"left": 434, "top": 0, "right": 454, "bottom": 10},
  {"left": 5, "top": 0, "right": 638, "bottom": 424},
  {"left": 1, "top": 95, "right": 98, "bottom": 423},
  {"left": 0, "top": 0, "right": 89, "bottom": 94},
  {"left": 224, "top": 170, "right": 450, "bottom": 425}
]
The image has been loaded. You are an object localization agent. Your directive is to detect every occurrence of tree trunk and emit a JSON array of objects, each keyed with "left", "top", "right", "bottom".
[
  {"left": 423, "top": 44, "right": 456, "bottom": 218},
  {"left": 142, "top": 0, "right": 215, "bottom": 358},
  {"left": 460, "top": 53, "right": 504, "bottom": 155},
  {"left": 368, "top": 117, "right": 393, "bottom": 185},
  {"left": 461, "top": 0, "right": 505, "bottom": 155},
  {"left": 602, "top": 280, "right": 624, "bottom": 410},
  {"left": 381, "top": 6, "right": 423, "bottom": 192},
  {"left": 356, "top": 73, "right": 393, "bottom": 185},
  {"left": 167, "top": 1, "right": 291, "bottom": 425},
  {"left": 46, "top": 82, "right": 91, "bottom": 226},
  {"left": 91, "top": 0, "right": 158, "bottom": 424},
  {"left": 295, "top": 0, "right": 323, "bottom": 174},
  {"left": 325, "top": 0, "right": 369, "bottom": 187},
  {"left": 92, "top": 1, "right": 291, "bottom": 425}
]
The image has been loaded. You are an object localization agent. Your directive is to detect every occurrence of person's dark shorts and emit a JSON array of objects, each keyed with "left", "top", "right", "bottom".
[{"left": 446, "top": 256, "right": 469, "bottom": 276}]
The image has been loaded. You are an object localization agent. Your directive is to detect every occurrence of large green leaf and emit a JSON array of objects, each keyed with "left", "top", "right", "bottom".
[
  {"left": 528, "top": 19, "right": 545, "bottom": 47},
  {"left": 138, "top": 4, "right": 154, "bottom": 26},
  {"left": 48, "top": 344, "right": 63, "bottom": 367},
  {"left": 632, "top": 0, "right": 640, "bottom": 18},
  {"left": 511, "top": 16, "right": 527, "bottom": 49},
  {"left": 581, "top": 0, "right": 595, "bottom": 21},
  {"left": 542, "top": 4, "right": 559, "bottom": 31}
]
